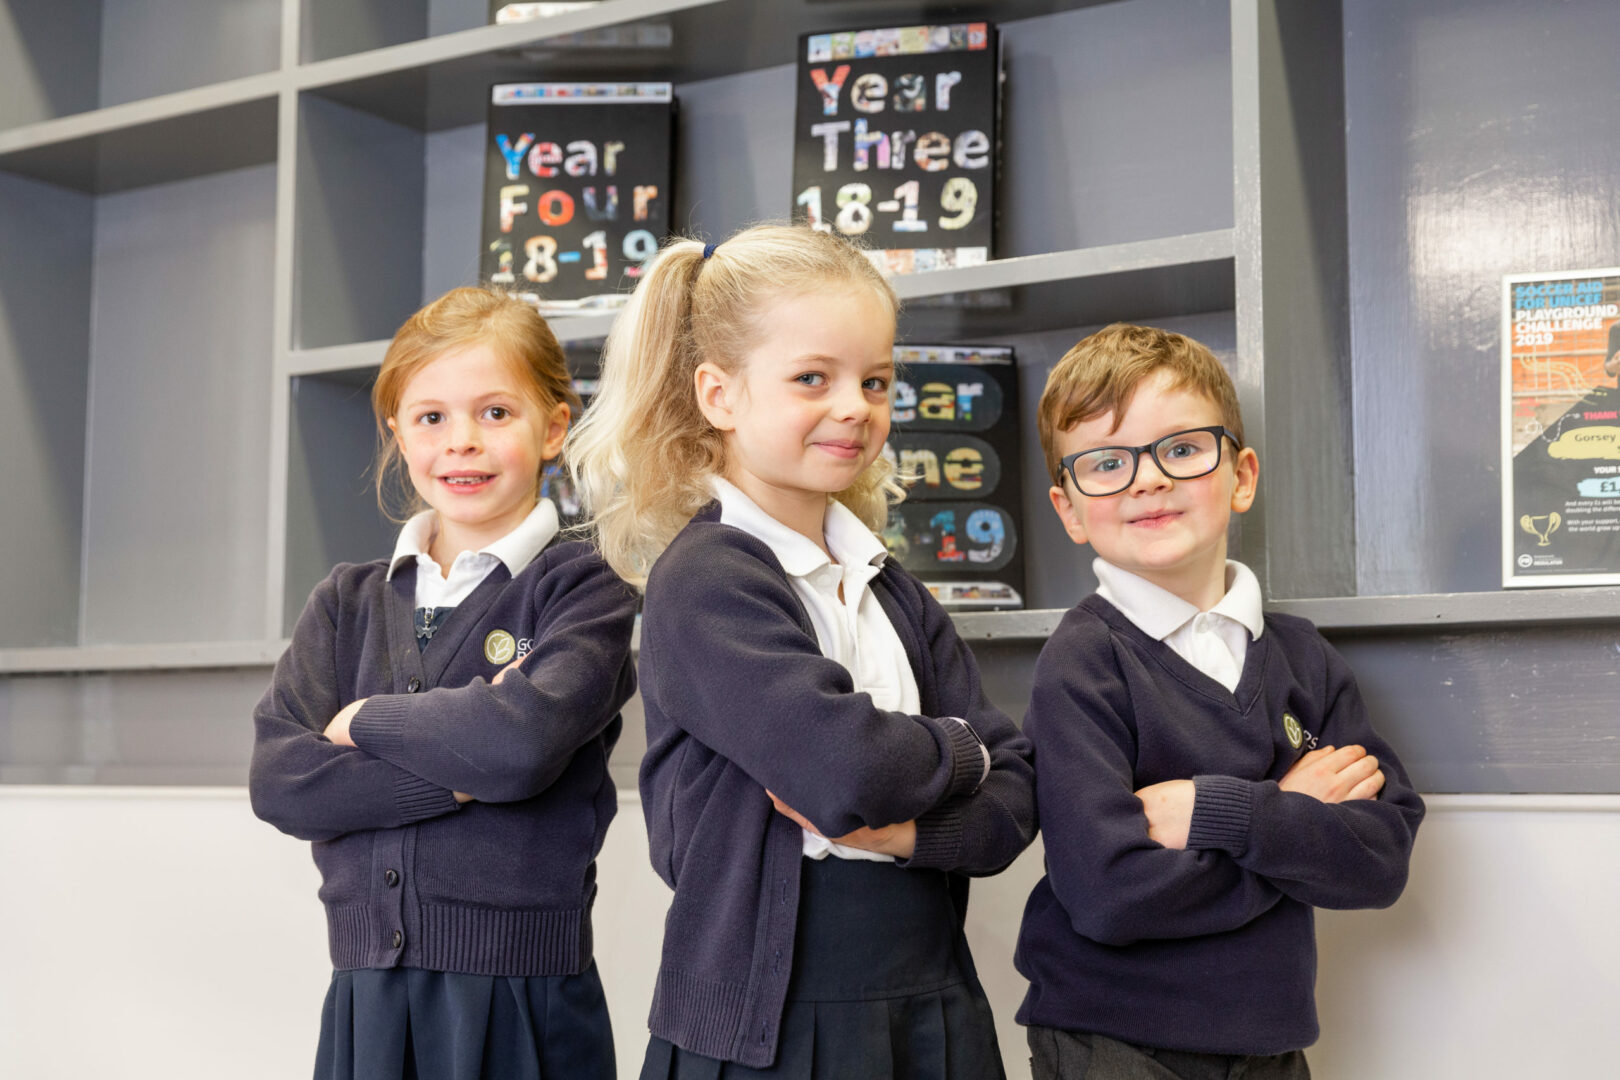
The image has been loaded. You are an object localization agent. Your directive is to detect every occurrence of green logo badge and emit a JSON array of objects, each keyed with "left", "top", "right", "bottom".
[
  {"left": 483, "top": 629, "right": 516, "bottom": 665},
  {"left": 1283, "top": 712, "right": 1304, "bottom": 749}
]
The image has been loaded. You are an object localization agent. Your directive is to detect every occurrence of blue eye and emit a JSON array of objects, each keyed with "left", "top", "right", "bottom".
[
  {"left": 795, "top": 372, "right": 826, "bottom": 387},
  {"left": 863, "top": 376, "right": 890, "bottom": 392},
  {"left": 1088, "top": 452, "right": 1128, "bottom": 474}
]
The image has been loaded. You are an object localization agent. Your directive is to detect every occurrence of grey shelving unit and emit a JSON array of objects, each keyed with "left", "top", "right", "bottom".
[{"left": 3, "top": 0, "right": 1616, "bottom": 791}]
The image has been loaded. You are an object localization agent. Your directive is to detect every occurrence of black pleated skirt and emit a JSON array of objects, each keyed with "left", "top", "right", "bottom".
[
  {"left": 641, "top": 857, "right": 1006, "bottom": 1080},
  {"left": 313, "top": 963, "right": 613, "bottom": 1080}
]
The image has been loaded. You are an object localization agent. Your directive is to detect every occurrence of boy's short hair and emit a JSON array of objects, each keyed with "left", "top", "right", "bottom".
[{"left": 1037, "top": 323, "right": 1245, "bottom": 486}]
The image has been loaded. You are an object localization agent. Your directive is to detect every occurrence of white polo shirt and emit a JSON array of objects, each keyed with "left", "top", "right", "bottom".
[
  {"left": 387, "top": 498, "right": 561, "bottom": 611},
  {"left": 1092, "top": 558, "right": 1265, "bottom": 692}
]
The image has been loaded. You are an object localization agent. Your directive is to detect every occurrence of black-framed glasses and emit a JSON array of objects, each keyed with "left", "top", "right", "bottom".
[{"left": 1058, "top": 425, "right": 1241, "bottom": 497}]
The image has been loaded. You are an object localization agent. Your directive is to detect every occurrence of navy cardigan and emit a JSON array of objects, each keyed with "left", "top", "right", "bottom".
[
  {"left": 250, "top": 538, "right": 637, "bottom": 977},
  {"left": 1015, "top": 595, "right": 1426, "bottom": 1055},
  {"left": 637, "top": 505, "right": 1037, "bottom": 1068}
]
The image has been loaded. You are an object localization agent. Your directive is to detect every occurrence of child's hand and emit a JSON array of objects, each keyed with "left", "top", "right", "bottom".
[
  {"left": 491, "top": 656, "right": 526, "bottom": 685},
  {"left": 1279, "top": 744, "right": 1385, "bottom": 804},
  {"left": 453, "top": 791, "right": 475, "bottom": 804},
  {"left": 766, "top": 791, "right": 918, "bottom": 859},
  {"left": 1135, "top": 779, "right": 1195, "bottom": 849},
  {"left": 323, "top": 699, "right": 367, "bottom": 746}
]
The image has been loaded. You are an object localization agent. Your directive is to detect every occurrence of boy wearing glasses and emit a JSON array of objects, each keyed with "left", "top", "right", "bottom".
[{"left": 1014, "top": 324, "right": 1424, "bottom": 1079}]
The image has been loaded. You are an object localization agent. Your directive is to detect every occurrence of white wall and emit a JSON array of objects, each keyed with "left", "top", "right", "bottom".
[{"left": 1, "top": 789, "right": 1615, "bottom": 1078}]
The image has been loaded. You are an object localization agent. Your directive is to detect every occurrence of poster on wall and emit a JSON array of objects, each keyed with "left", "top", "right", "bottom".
[
  {"left": 881, "top": 345, "right": 1024, "bottom": 609},
  {"left": 791, "top": 23, "right": 999, "bottom": 275},
  {"left": 481, "top": 82, "right": 674, "bottom": 315},
  {"left": 1501, "top": 267, "right": 1620, "bottom": 586}
]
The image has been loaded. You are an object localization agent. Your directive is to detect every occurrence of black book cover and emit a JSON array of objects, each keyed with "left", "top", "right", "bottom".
[
  {"left": 482, "top": 82, "right": 674, "bottom": 313},
  {"left": 883, "top": 345, "right": 1024, "bottom": 609},
  {"left": 792, "top": 23, "right": 998, "bottom": 274}
]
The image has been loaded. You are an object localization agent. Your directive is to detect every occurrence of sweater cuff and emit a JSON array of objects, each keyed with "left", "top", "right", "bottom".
[
  {"left": 350, "top": 696, "right": 410, "bottom": 759},
  {"left": 394, "top": 772, "right": 461, "bottom": 824},
  {"left": 1187, "top": 775, "right": 1254, "bottom": 855},
  {"left": 937, "top": 717, "right": 987, "bottom": 800},
  {"left": 902, "top": 799, "right": 965, "bottom": 870}
]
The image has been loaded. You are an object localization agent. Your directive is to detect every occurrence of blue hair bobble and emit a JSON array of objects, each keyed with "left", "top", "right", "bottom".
[{"left": 702, "top": 242, "right": 719, "bottom": 260}]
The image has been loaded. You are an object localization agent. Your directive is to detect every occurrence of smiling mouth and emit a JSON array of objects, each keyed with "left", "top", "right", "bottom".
[
  {"left": 1128, "top": 509, "right": 1180, "bottom": 525},
  {"left": 816, "top": 441, "right": 864, "bottom": 459},
  {"left": 440, "top": 474, "right": 494, "bottom": 488}
]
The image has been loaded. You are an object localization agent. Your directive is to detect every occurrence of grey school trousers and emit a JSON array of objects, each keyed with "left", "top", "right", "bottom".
[{"left": 1027, "top": 1027, "right": 1311, "bottom": 1080}]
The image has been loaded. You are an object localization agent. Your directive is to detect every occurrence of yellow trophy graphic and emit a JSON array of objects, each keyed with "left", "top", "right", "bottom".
[{"left": 1519, "top": 512, "right": 1561, "bottom": 547}]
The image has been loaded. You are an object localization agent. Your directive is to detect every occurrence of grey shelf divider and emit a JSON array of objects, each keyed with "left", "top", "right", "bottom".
[
  {"left": 0, "top": 76, "right": 282, "bottom": 193},
  {"left": 0, "top": 641, "right": 286, "bottom": 677},
  {"left": 950, "top": 587, "right": 1620, "bottom": 644},
  {"left": 295, "top": 0, "right": 1107, "bottom": 130}
]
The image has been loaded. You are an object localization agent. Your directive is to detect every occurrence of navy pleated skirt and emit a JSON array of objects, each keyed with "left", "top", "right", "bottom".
[
  {"left": 314, "top": 963, "right": 614, "bottom": 1080},
  {"left": 641, "top": 857, "right": 1006, "bottom": 1080}
]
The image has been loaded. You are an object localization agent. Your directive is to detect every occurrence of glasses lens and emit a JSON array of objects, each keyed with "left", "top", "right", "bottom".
[
  {"left": 1153, "top": 429, "right": 1221, "bottom": 479},
  {"left": 1071, "top": 447, "right": 1137, "bottom": 496}
]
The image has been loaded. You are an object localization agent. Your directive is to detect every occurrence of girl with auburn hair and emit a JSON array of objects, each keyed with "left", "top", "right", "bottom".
[{"left": 252, "top": 286, "right": 637, "bottom": 1080}]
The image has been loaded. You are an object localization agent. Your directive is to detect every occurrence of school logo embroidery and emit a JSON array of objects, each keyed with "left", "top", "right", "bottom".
[
  {"left": 1283, "top": 712, "right": 1304, "bottom": 749},
  {"left": 484, "top": 629, "right": 517, "bottom": 665}
]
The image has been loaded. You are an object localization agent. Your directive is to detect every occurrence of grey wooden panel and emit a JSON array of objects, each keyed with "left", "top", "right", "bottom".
[
  {"left": 1328, "top": 624, "right": 1620, "bottom": 794},
  {"left": 0, "top": 666, "right": 271, "bottom": 785},
  {"left": 0, "top": 0, "right": 101, "bottom": 128},
  {"left": 302, "top": 0, "right": 428, "bottom": 64},
  {"left": 294, "top": 93, "right": 427, "bottom": 348},
  {"left": 0, "top": 169, "right": 94, "bottom": 647},
  {"left": 422, "top": 121, "right": 484, "bottom": 302},
  {"left": 98, "top": 0, "right": 280, "bottom": 109},
  {"left": 282, "top": 372, "right": 396, "bottom": 634},
  {"left": 1346, "top": 0, "right": 1620, "bottom": 594},
  {"left": 998, "top": 0, "right": 1232, "bottom": 256},
  {"left": 79, "top": 163, "right": 276, "bottom": 645},
  {"left": 428, "top": 0, "right": 489, "bottom": 39},
  {"left": 675, "top": 63, "right": 796, "bottom": 239},
  {"left": 1232, "top": 0, "right": 1355, "bottom": 600}
]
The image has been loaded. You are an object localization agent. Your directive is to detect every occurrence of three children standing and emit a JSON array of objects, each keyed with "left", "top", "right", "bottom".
[{"left": 253, "top": 226, "right": 1422, "bottom": 1080}]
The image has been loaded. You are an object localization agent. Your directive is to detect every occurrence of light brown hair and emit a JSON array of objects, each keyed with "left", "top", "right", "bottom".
[
  {"left": 1037, "top": 323, "right": 1244, "bottom": 486},
  {"left": 564, "top": 224, "right": 902, "bottom": 587},
  {"left": 371, "top": 286, "right": 581, "bottom": 520}
]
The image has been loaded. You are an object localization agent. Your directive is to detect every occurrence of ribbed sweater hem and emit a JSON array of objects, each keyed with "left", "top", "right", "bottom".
[
  {"left": 1188, "top": 774, "right": 1253, "bottom": 854},
  {"left": 938, "top": 716, "right": 986, "bottom": 800},
  {"left": 647, "top": 967, "right": 752, "bottom": 1064},
  {"left": 906, "top": 801, "right": 966, "bottom": 868},
  {"left": 326, "top": 902, "right": 591, "bottom": 977},
  {"left": 351, "top": 697, "right": 408, "bottom": 757}
]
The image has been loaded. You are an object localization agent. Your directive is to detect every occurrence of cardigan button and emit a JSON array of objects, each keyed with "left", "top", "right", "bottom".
[
  {"left": 384, "top": 869, "right": 399, "bottom": 887},
  {"left": 406, "top": 677, "right": 422, "bottom": 693},
  {"left": 391, "top": 930, "right": 403, "bottom": 949}
]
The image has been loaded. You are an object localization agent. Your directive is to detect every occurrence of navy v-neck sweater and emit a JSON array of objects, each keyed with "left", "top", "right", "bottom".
[
  {"left": 250, "top": 538, "right": 638, "bottom": 977},
  {"left": 637, "top": 505, "right": 1037, "bottom": 1068},
  {"left": 1014, "top": 594, "right": 1425, "bottom": 1055}
]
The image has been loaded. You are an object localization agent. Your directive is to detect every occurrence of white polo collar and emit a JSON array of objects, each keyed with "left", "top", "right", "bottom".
[
  {"left": 385, "top": 498, "right": 560, "bottom": 580},
  {"left": 1093, "top": 558, "right": 1264, "bottom": 642},
  {"left": 712, "top": 476, "right": 887, "bottom": 579}
]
